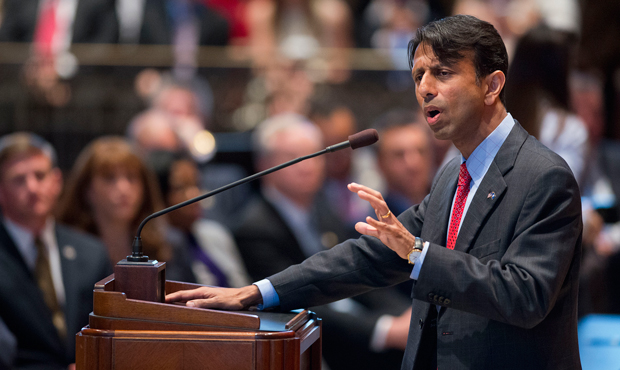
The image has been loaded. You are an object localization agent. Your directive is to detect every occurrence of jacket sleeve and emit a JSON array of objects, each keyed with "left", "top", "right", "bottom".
[{"left": 268, "top": 161, "right": 454, "bottom": 310}]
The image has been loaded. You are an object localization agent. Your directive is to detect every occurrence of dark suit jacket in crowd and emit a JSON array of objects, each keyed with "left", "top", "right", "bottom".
[
  {"left": 268, "top": 122, "right": 583, "bottom": 370},
  {"left": 0, "top": 0, "right": 118, "bottom": 44},
  {"left": 137, "top": 0, "right": 229, "bottom": 45},
  {"left": 234, "top": 192, "right": 411, "bottom": 370},
  {"left": 0, "top": 221, "right": 112, "bottom": 370}
]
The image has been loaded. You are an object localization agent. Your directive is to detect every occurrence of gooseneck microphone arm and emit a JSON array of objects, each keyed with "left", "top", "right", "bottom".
[{"left": 126, "top": 128, "right": 379, "bottom": 262}]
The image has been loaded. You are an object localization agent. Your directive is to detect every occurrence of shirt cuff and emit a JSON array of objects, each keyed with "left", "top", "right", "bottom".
[
  {"left": 253, "top": 279, "right": 280, "bottom": 310},
  {"left": 370, "top": 314, "right": 394, "bottom": 352},
  {"left": 410, "top": 241, "right": 430, "bottom": 280}
]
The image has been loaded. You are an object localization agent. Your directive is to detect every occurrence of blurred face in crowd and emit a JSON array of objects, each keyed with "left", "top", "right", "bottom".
[
  {"left": 0, "top": 153, "right": 62, "bottom": 229},
  {"left": 155, "top": 87, "right": 200, "bottom": 120},
  {"left": 133, "top": 111, "right": 181, "bottom": 152},
  {"left": 315, "top": 107, "right": 356, "bottom": 181},
  {"left": 86, "top": 166, "right": 144, "bottom": 226},
  {"left": 166, "top": 159, "right": 202, "bottom": 230},
  {"left": 263, "top": 128, "right": 325, "bottom": 206},
  {"left": 378, "top": 124, "right": 433, "bottom": 202}
]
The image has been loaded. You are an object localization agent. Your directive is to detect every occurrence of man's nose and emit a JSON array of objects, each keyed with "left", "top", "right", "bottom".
[
  {"left": 417, "top": 74, "right": 437, "bottom": 101},
  {"left": 25, "top": 174, "right": 40, "bottom": 192}
]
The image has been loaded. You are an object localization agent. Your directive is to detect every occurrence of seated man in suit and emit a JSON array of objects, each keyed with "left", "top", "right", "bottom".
[
  {"left": 374, "top": 109, "right": 435, "bottom": 217},
  {"left": 168, "top": 15, "right": 582, "bottom": 370},
  {"left": 0, "top": 133, "right": 111, "bottom": 370},
  {"left": 233, "top": 113, "right": 413, "bottom": 370}
]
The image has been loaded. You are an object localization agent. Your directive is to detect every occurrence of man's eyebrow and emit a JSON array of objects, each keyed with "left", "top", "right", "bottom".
[{"left": 412, "top": 62, "right": 447, "bottom": 74}]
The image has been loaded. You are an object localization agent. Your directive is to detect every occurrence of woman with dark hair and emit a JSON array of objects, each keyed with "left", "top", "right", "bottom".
[
  {"left": 506, "top": 25, "right": 588, "bottom": 183},
  {"left": 56, "top": 136, "right": 171, "bottom": 265}
]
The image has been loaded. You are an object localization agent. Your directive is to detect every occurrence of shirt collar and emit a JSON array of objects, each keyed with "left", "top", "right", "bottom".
[
  {"left": 462, "top": 113, "right": 515, "bottom": 185},
  {"left": 2, "top": 216, "right": 56, "bottom": 270}
]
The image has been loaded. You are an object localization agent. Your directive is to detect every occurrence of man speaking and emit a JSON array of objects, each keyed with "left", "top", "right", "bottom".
[{"left": 167, "top": 15, "right": 582, "bottom": 370}]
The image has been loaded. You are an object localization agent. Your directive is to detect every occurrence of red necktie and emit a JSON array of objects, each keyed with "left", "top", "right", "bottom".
[{"left": 447, "top": 163, "right": 472, "bottom": 250}]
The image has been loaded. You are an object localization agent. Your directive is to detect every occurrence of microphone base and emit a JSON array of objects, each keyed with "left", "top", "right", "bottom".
[{"left": 114, "top": 260, "right": 166, "bottom": 303}]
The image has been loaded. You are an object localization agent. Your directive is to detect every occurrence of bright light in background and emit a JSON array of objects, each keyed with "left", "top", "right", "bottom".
[{"left": 190, "top": 130, "right": 216, "bottom": 163}]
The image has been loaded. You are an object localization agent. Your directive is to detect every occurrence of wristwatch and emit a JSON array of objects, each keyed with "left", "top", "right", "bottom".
[{"left": 407, "top": 237, "right": 424, "bottom": 265}]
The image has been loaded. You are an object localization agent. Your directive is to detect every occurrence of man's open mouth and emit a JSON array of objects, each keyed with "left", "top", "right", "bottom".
[
  {"left": 425, "top": 106, "right": 442, "bottom": 124},
  {"left": 428, "top": 110, "right": 440, "bottom": 118}
]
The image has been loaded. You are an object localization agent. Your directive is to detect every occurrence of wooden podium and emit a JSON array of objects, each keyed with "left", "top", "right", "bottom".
[{"left": 76, "top": 262, "right": 322, "bottom": 370}]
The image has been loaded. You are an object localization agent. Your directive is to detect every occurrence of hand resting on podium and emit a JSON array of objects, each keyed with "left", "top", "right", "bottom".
[{"left": 166, "top": 285, "right": 263, "bottom": 311}]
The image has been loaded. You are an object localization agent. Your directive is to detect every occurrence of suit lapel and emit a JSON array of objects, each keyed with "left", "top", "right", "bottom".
[
  {"left": 0, "top": 222, "right": 65, "bottom": 353},
  {"left": 262, "top": 197, "right": 308, "bottom": 263},
  {"left": 57, "top": 226, "right": 78, "bottom": 341},
  {"left": 455, "top": 165, "right": 507, "bottom": 253},
  {"left": 454, "top": 121, "right": 529, "bottom": 253}
]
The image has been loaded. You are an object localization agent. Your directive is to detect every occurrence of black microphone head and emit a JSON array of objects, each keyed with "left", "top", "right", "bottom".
[{"left": 349, "top": 129, "right": 379, "bottom": 150}]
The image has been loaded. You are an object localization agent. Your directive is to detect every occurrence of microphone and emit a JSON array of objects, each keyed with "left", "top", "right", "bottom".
[{"left": 124, "top": 129, "right": 379, "bottom": 263}]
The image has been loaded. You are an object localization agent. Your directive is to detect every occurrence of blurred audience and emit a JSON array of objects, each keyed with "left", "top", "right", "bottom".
[
  {"left": 147, "top": 150, "right": 252, "bottom": 287},
  {"left": 368, "top": 0, "right": 428, "bottom": 70},
  {"left": 205, "top": 0, "right": 249, "bottom": 44},
  {"left": 127, "top": 109, "right": 183, "bottom": 155},
  {"left": 115, "top": 0, "right": 229, "bottom": 45},
  {"left": 232, "top": 58, "right": 319, "bottom": 135},
  {"left": 245, "top": 0, "right": 353, "bottom": 83},
  {"left": 152, "top": 80, "right": 213, "bottom": 123},
  {"left": 0, "top": 0, "right": 118, "bottom": 45},
  {"left": 56, "top": 137, "right": 172, "bottom": 268},
  {"left": 450, "top": 0, "right": 578, "bottom": 59},
  {"left": 374, "top": 109, "right": 434, "bottom": 216},
  {"left": 309, "top": 92, "right": 376, "bottom": 235},
  {"left": 127, "top": 84, "right": 251, "bottom": 228},
  {"left": 116, "top": 0, "right": 229, "bottom": 79},
  {"left": 578, "top": 0, "right": 620, "bottom": 140},
  {"left": 233, "top": 113, "right": 412, "bottom": 370},
  {"left": 505, "top": 25, "right": 588, "bottom": 184},
  {"left": 0, "top": 0, "right": 118, "bottom": 106},
  {"left": 0, "top": 132, "right": 111, "bottom": 370},
  {"left": 575, "top": 71, "right": 620, "bottom": 316}
]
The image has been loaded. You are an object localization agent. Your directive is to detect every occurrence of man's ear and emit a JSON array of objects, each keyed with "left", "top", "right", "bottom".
[{"left": 484, "top": 70, "right": 506, "bottom": 106}]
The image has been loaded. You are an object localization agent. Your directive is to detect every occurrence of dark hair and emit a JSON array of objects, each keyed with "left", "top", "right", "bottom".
[
  {"left": 505, "top": 25, "right": 575, "bottom": 138},
  {"left": 146, "top": 150, "right": 191, "bottom": 200},
  {"left": 56, "top": 136, "right": 171, "bottom": 262},
  {"left": 408, "top": 14, "right": 509, "bottom": 105}
]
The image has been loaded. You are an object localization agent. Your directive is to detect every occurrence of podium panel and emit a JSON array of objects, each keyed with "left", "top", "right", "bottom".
[{"left": 76, "top": 274, "right": 321, "bottom": 370}]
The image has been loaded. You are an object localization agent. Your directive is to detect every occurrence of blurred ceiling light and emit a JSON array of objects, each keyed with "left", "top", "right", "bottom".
[{"left": 190, "top": 130, "right": 216, "bottom": 163}]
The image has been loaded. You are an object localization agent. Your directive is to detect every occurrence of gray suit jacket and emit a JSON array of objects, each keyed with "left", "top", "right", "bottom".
[
  {"left": 0, "top": 221, "right": 111, "bottom": 370},
  {"left": 268, "top": 122, "right": 583, "bottom": 370}
]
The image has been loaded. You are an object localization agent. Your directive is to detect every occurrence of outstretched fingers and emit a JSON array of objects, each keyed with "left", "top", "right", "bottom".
[
  {"left": 165, "top": 288, "right": 208, "bottom": 303},
  {"left": 348, "top": 183, "right": 393, "bottom": 221}
]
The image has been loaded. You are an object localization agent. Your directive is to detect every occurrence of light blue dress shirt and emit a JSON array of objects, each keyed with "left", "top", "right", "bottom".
[{"left": 410, "top": 113, "right": 515, "bottom": 279}]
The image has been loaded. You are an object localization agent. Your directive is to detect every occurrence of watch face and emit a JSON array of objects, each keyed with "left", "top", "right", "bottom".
[{"left": 409, "top": 250, "right": 421, "bottom": 264}]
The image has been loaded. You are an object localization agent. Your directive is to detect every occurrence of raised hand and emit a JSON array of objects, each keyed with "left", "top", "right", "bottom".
[{"left": 347, "top": 182, "right": 416, "bottom": 260}]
